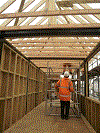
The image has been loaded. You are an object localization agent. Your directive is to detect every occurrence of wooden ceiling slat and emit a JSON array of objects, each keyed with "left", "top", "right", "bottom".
[
  {"left": 10, "top": 38, "right": 100, "bottom": 44},
  {"left": 13, "top": 43, "right": 96, "bottom": 47},
  {"left": 1, "top": 23, "right": 100, "bottom": 30},
  {"left": 17, "top": 47, "right": 92, "bottom": 52},
  {"left": 0, "top": 9, "right": 100, "bottom": 19}
]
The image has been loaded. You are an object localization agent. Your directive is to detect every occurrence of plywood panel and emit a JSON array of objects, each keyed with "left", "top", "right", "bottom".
[
  {"left": 0, "top": 72, "right": 8, "bottom": 97},
  {"left": 7, "top": 73, "right": 14, "bottom": 97},
  {"left": 95, "top": 103, "right": 100, "bottom": 133},
  {"left": 32, "top": 93, "right": 35, "bottom": 108},
  {"left": 21, "top": 59, "right": 25, "bottom": 76},
  {"left": 18, "top": 96, "right": 23, "bottom": 120},
  {"left": 23, "top": 77, "right": 27, "bottom": 94},
  {"left": 2, "top": 45, "right": 10, "bottom": 71},
  {"left": 19, "top": 77, "right": 23, "bottom": 94},
  {"left": 91, "top": 101, "right": 96, "bottom": 130},
  {"left": 10, "top": 51, "right": 16, "bottom": 72},
  {"left": 14, "top": 75, "right": 20, "bottom": 95},
  {"left": 4, "top": 99, "right": 12, "bottom": 130},
  {"left": 0, "top": 100, "right": 5, "bottom": 132},
  {"left": 16, "top": 55, "right": 21, "bottom": 74},
  {"left": 12, "top": 97, "right": 18, "bottom": 124},
  {"left": 22, "top": 95, "right": 26, "bottom": 117}
]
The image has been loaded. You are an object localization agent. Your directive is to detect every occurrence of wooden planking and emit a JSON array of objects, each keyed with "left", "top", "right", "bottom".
[
  {"left": 4, "top": 99, "right": 12, "bottom": 130},
  {"left": 0, "top": 100, "right": 5, "bottom": 133}
]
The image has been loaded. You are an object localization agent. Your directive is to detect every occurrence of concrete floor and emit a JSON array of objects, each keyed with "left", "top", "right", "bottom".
[{"left": 4, "top": 102, "right": 94, "bottom": 133}]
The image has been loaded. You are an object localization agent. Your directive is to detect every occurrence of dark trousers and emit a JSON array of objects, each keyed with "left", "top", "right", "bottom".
[{"left": 60, "top": 101, "right": 70, "bottom": 118}]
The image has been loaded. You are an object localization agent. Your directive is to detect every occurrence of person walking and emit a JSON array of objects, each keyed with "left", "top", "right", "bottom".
[{"left": 55, "top": 71, "right": 74, "bottom": 120}]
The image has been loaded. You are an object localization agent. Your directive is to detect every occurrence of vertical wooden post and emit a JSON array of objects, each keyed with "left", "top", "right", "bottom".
[
  {"left": 26, "top": 61, "right": 29, "bottom": 114},
  {"left": 77, "top": 69, "right": 80, "bottom": 92},
  {"left": 84, "top": 61, "right": 89, "bottom": 97},
  {"left": 47, "top": 0, "right": 57, "bottom": 25}
]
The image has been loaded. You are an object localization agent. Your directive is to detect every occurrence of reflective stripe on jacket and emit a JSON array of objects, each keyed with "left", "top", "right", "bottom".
[{"left": 55, "top": 77, "right": 74, "bottom": 101}]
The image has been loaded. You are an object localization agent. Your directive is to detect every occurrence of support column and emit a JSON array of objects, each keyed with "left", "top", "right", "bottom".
[
  {"left": 77, "top": 69, "right": 80, "bottom": 92},
  {"left": 84, "top": 61, "right": 89, "bottom": 97}
]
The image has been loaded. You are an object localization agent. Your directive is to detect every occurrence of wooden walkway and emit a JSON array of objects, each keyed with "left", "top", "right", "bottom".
[{"left": 4, "top": 102, "right": 95, "bottom": 133}]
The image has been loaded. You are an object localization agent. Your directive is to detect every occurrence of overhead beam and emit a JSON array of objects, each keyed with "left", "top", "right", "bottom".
[
  {"left": 1, "top": 25, "right": 100, "bottom": 38},
  {"left": 0, "top": 0, "right": 16, "bottom": 13},
  {"left": 17, "top": 47, "right": 92, "bottom": 52},
  {"left": 14, "top": 0, "right": 26, "bottom": 26},
  {"left": 23, "top": 51, "right": 88, "bottom": 56},
  {"left": 1, "top": 23, "right": 100, "bottom": 31},
  {"left": 0, "top": 9, "right": 100, "bottom": 19},
  {"left": 28, "top": 57, "right": 85, "bottom": 60},
  {"left": 1, "top": 0, "right": 35, "bottom": 26},
  {"left": 9, "top": 38, "right": 100, "bottom": 44},
  {"left": 56, "top": 0, "right": 100, "bottom": 4},
  {"left": 12, "top": 43, "right": 96, "bottom": 47},
  {"left": 32, "top": 60, "right": 82, "bottom": 62}
]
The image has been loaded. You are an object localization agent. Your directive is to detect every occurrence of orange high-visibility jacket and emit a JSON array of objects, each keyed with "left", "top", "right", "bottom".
[{"left": 55, "top": 77, "right": 74, "bottom": 101}]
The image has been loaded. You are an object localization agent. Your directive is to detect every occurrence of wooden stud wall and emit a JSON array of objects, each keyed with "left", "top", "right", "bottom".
[
  {"left": 0, "top": 42, "right": 47, "bottom": 132},
  {"left": 79, "top": 94, "right": 100, "bottom": 133}
]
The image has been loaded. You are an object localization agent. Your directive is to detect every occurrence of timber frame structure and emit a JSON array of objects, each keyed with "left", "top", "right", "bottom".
[
  {"left": 0, "top": 0, "right": 100, "bottom": 133},
  {"left": 0, "top": 0, "right": 100, "bottom": 83},
  {"left": 0, "top": 0, "right": 100, "bottom": 73}
]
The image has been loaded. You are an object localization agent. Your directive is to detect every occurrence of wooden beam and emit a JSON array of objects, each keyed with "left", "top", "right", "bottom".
[
  {"left": 32, "top": 60, "right": 82, "bottom": 62},
  {"left": 28, "top": 57, "right": 85, "bottom": 60},
  {"left": 10, "top": 38, "right": 100, "bottom": 44},
  {"left": 56, "top": 0, "right": 100, "bottom": 4},
  {"left": 24, "top": 53, "right": 88, "bottom": 57},
  {"left": 22, "top": 51, "right": 89, "bottom": 55},
  {"left": 17, "top": 0, "right": 46, "bottom": 26},
  {"left": 14, "top": 0, "right": 26, "bottom": 26},
  {"left": 56, "top": 3, "right": 70, "bottom": 24},
  {"left": 33, "top": 62, "right": 80, "bottom": 66},
  {"left": 1, "top": 0, "right": 35, "bottom": 26},
  {"left": 0, "top": 23, "right": 100, "bottom": 32},
  {"left": 17, "top": 47, "right": 92, "bottom": 52},
  {"left": 12, "top": 43, "right": 96, "bottom": 47},
  {"left": 0, "top": 9, "right": 100, "bottom": 19},
  {"left": 1, "top": 23, "right": 100, "bottom": 31},
  {"left": 0, "top": 0, "right": 16, "bottom": 13}
]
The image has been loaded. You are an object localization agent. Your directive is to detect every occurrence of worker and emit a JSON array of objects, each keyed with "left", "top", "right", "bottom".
[{"left": 55, "top": 71, "right": 74, "bottom": 120}]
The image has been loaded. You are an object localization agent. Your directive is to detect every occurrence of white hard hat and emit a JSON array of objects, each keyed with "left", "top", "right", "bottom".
[
  {"left": 60, "top": 75, "right": 64, "bottom": 79},
  {"left": 69, "top": 74, "right": 72, "bottom": 79},
  {"left": 64, "top": 71, "right": 69, "bottom": 77}
]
